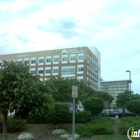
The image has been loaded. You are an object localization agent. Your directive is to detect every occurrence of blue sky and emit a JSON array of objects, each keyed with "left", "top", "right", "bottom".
[{"left": 0, "top": 0, "right": 140, "bottom": 93}]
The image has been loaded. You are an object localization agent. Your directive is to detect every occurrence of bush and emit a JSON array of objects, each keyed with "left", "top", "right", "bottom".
[
  {"left": 7, "top": 116, "right": 26, "bottom": 132},
  {"left": 119, "top": 117, "right": 140, "bottom": 135},
  {"left": 76, "top": 111, "right": 92, "bottom": 123},
  {"left": 64, "top": 111, "right": 92, "bottom": 123},
  {"left": 17, "top": 132, "right": 35, "bottom": 140},
  {"left": 47, "top": 102, "right": 69, "bottom": 127},
  {"left": 126, "top": 100, "right": 140, "bottom": 115},
  {"left": 76, "top": 118, "right": 114, "bottom": 137},
  {"left": 0, "top": 114, "right": 26, "bottom": 132},
  {"left": 26, "top": 114, "right": 48, "bottom": 124},
  {"left": 83, "top": 97, "right": 104, "bottom": 117}
]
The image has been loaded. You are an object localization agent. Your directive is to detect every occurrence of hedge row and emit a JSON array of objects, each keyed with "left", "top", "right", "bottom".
[{"left": 0, "top": 114, "right": 26, "bottom": 132}]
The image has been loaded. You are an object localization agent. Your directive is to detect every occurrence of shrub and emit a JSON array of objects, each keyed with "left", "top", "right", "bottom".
[
  {"left": 67, "top": 134, "right": 80, "bottom": 140},
  {"left": 76, "top": 118, "right": 114, "bottom": 137},
  {"left": 26, "top": 114, "right": 48, "bottom": 124},
  {"left": 119, "top": 117, "right": 140, "bottom": 135},
  {"left": 7, "top": 116, "right": 26, "bottom": 132},
  {"left": 64, "top": 111, "right": 92, "bottom": 123},
  {"left": 76, "top": 111, "right": 92, "bottom": 123},
  {"left": 60, "top": 134, "right": 70, "bottom": 139},
  {"left": 126, "top": 100, "right": 140, "bottom": 115},
  {"left": 17, "top": 132, "right": 35, "bottom": 140},
  {"left": 47, "top": 102, "right": 69, "bottom": 127},
  {"left": 83, "top": 97, "right": 104, "bottom": 117},
  {"left": 52, "top": 129, "right": 66, "bottom": 135}
]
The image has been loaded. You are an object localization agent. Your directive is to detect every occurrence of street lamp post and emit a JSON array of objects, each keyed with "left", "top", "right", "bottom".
[{"left": 126, "top": 70, "right": 131, "bottom": 92}]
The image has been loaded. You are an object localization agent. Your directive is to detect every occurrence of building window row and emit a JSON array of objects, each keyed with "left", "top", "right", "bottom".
[
  {"left": 87, "top": 55, "right": 97, "bottom": 68},
  {"left": 3, "top": 53, "right": 84, "bottom": 66},
  {"left": 30, "top": 65, "right": 84, "bottom": 76}
]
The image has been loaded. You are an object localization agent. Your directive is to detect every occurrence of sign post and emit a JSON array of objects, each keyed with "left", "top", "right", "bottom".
[{"left": 72, "top": 86, "right": 78, "bottom": 140}]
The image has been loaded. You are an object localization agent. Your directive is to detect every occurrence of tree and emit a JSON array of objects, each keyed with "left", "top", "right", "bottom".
[
  {"left": 94, "top": 91, "right": 113, "bottom": 103},
  {"left": 45, "top": 76, "right": 113, "bottom": 107},
  {"left": 0, "top": 61, "right": 52, "bottom": 140},
  {"left": 116, "top": 90, "right": 132, "bottom": 117},
  {"left": 45, "top": 76, "right": 94, "bottom": 102},
  {"left": 116, "top": 90, "right": 131, "bottom": 107},
  {"left": 83, "top": 97, "right": 104, "bottom": 117},
  {"left": 126, "top": 100, "right": 140, "bottom": 115}
]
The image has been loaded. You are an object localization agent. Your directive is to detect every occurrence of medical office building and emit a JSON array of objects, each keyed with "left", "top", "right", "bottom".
[{"left": 0, "top": 46, "right": 101, "bottom": 91}]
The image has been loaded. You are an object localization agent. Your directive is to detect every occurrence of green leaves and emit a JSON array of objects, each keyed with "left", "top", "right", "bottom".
[
  {"left": 126, "top": 100, "right": 140, "bottom": 114},
  {"left": 0, "top": 61, "right": 52, "bottom": 119},
  {"left": 83, "top": 97, "right": 104, "bottom": 116},
  {"left": 116, "top": 90, "right": 132, "bottom": 107}
]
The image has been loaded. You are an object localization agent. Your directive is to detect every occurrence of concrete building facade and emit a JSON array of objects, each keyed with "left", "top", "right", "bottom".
[
  {"left": 100, "top": 80, "right": 131, "bottom": 107},
  {"left": 0, "top": 46, "right": 101, "bottom": 90}
]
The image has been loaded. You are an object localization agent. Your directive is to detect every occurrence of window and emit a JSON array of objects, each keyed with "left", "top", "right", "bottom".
[
  {"left": 46, "top": 69, "right": 51, "bottom": 74},
  {"left": 53, "top": 69, "right": 58, "bottom": 73},
  {"left": 77, "top": 76, "right": 83, "bottom": 82},
  {"left": 24, "top": 60, "right": 29, "bottom": 64},
  {"left": 78, "top": 55, "right": 84, "bottom": 60},
  {"left": 78, "top": 67, "right": 83, "bottom": 71},
  {"left": 30, "top": 68, "right": 35, "bottom": 74},
  {"left": 54, "top": 57, "right": 59, "bottom": 62},
  {"left": 52, "top": 67, "right": 59, "bottom": 75},
  {"left": 78, "top": 65, "right": 84, "bottom": 73},
  {"left": 17, "top": 60, "right": 22, "bottom": 64},
  {"left": 31, "top": 60, "right": 36, "bottom": 64},
  {"left": 46, "top": 56, "right": 52, "bottom": 64},
  {"left": 38, "top": 70, "right": 43, "bottom": 74},
  {"left": 30, "top": 70, "right": 35, "bottom": 74},
  {"left": 46, "top": 58, "right": 51, "bottom": 62},
  {"left": 61, "top": 66, "right": 75, "bottom": 75},
  {"left": 62, "top": 57, "right": 67, "bottom": 61},
  {"left": 70, "top": 55, "right": 76, "bottom": 61},
  {"left": 39, "top": 59, "right": 44, "bottom": 63}
]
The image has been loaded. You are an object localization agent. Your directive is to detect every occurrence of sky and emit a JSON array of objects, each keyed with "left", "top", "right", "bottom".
[{"left": 0, "top": 0, "right": 140, "bottom": 93}]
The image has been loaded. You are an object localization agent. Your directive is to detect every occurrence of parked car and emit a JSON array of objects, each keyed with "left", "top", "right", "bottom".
[
  {"left": 65, "top": 102, "right": 73, "bottom": 111},
  {"left": 108, "top": 108, "right": 136, "bottom": 118},
  {"left": 65, "top": 101, "right": 84, "bottom": 112},
  {"left": 101, "top": 109, "right": 114, "bottom": 117}
]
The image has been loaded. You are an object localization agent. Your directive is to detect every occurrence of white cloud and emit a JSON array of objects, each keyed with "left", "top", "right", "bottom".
[
  {"left": 0, "top": 0, "right": 140, "bottom": 93},
  {"left": 0, "top": 0, "right": 33, "bottom": 12}
]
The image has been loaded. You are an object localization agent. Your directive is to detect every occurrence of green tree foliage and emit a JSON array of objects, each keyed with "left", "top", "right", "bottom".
[
  {"left": 0, "top": 61, "right": 52, "bottom": 140},
  {"left": 116, "top": 90, "right": 136, "bottom": 116},
  {"left": 83, "top": 97, "right": 104, "bottom": 117},
  {"left": 45, "top": 76, "right": 113, "bottom": 103},
  {"left": 94, "top": 91, "right": 113, "bottom": 103},
  {"left": 126, "top": 100, "right": 140, "bottom": 115},
  {"left": 47, "top": 102, "right": 69, "bottom": 128},
  {"left": 116, "top": 90, "right": 132, "bottom": 107}
]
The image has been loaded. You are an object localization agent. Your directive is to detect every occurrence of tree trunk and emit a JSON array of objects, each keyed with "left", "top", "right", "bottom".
[{"left": 3, "top": 111, "right": 8, "bottom": 140}]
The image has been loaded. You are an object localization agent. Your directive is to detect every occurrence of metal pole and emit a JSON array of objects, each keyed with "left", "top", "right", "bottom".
[
  {"left": 126, "top": 70, "right": 131, "bottom": 92},
  {"left": 72, "top": 97, "right": 75, "bottom": 140}
]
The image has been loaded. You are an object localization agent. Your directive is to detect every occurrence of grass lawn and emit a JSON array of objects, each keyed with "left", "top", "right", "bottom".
[
  {"left": 0, "top": 135, "right": 2, "bottom": 140},
  {"left": 94, "top": 135, "right": 139, "bottom": 140},
  {"left": 94, "top": 135, "right": 129, "bottom": 140},
  {"left": 0, "top": 134, "right": 12, "bottom": 140}
]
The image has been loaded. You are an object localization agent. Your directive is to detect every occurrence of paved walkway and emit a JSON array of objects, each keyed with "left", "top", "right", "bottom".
[{"left": 113, "top": 118, "right": 120, "bottom": 135}]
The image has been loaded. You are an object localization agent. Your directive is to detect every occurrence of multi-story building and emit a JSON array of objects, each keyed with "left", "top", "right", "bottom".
[
  {"left": 100, "top": 80, "right": 131, "bottom": 107},
  {"left": 0, "top": 46, "right": 101, "bottom": 90}
]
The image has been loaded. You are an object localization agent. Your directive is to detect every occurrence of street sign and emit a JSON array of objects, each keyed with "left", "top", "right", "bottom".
[
  {"left": 72, "top": 85, "right": 78, "bottom": 140},
  {"left": 72, "top": 86, "right": 78, "bottom": 98}
]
